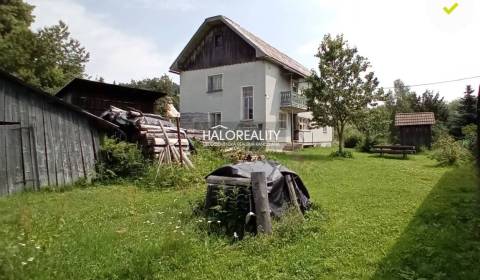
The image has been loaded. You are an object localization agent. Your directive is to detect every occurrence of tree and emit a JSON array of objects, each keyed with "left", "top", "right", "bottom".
[
  {"left": 122, "top": 75, "right": 180, "bottom": 115},
  {"left": 0, "top": 0, "right": 34, "bottom": 37},
  {"left": 417, "top": 90, "right": 449, "bottom": 122},
  {"left": 0, "top": 1, "right": 89, "bottom": 93},
  {"left": 304, "top": 34, "right": 381, "bottom": 154},
  {"left": 385, "top": 79, "right": 419, "bottom": 113},
  {"left": 450, "top": 85, "right": 478, "bottom": 138},
  {"left": 355, "top": 106, "right": 391, "bottom": 151}
]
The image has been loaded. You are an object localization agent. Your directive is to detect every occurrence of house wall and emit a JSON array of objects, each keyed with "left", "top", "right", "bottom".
[
  {"left": 0, "top": 75, "right": 101, "bottom": 196},
  {"left": 399, "top": 125, "right": 432, "bottom": 149},
  {"left": 265, "top": 61, "right": 293, "bottom": 145},
  {"left": 179, "top": 60, "right": 333, "bottom": 149},
  {"left": 180, "top": 61, "right": 267, "bottom": 128}
]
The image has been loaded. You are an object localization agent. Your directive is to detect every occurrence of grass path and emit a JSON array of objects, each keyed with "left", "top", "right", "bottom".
[{"left": 0, "top": 149, "right": 478, "bottom": 279}]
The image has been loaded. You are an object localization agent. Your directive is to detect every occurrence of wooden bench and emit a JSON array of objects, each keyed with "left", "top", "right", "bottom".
[{"left": 372, "top": 145, "right": 416, "bottom": 159}]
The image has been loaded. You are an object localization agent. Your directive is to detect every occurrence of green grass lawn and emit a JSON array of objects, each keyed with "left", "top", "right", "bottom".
[{"left": 0, "top": 148, "right": 479, "bottom": 279}]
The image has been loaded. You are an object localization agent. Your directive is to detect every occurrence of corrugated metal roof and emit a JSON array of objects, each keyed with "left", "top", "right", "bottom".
[
  {"left": 395, "top": 112, "right": 436, "bottom": 126},
  {"left": 170, "top": 15, "right": 311, "bottom": 77}
]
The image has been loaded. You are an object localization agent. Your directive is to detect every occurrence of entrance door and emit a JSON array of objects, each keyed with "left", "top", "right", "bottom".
[{"left": 0, "top": 123, "right": 37, "bottom": 195}]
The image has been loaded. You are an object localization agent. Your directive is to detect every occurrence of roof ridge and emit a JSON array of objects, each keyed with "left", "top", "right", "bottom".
[{"left": 222, "top": 17, "right": 310, "bottom": 76}]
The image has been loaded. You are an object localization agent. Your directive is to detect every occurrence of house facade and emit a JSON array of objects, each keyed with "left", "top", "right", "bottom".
[{"left": 170, "top": 15, "right": 333, "bottom": 150}]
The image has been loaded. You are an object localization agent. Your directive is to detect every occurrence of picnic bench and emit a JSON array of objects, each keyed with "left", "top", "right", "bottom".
[{"left": 372, "top": 145, "right": 416, "bottom": 159}]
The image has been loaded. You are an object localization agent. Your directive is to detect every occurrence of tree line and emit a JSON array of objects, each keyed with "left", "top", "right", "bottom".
[
  {"left": 304, "top": 34, "right": 478, "bottom": 157},
  {"left": 0, "top": 0, "right": 178, "bottom": 107}
]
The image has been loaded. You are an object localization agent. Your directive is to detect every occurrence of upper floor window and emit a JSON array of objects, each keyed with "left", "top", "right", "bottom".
[
  {"left": 207, "top": 74, "right": 222, "bottom": 92},
  {"left": 323, "top": 127, "right": 327, "bottom": 133},
  {"left": 242, "top": 86, "right": 254, "bottom": 120}
]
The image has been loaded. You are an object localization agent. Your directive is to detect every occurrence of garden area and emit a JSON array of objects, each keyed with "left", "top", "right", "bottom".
[{"left": 0, "top": 147, "right": 478, "bottom": 279}]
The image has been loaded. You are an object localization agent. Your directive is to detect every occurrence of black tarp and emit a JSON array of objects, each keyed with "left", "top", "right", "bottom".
[{"left": 205, "top": 161, "right": 310, "bottom": 217}]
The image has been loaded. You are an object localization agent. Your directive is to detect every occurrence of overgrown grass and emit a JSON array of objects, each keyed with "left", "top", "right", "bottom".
[{"left": 0, "top": 148, "right": 478, "bottom": 279}]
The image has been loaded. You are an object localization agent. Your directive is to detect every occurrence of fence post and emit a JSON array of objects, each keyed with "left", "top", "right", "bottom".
[{"left": 251, "top": 172, "right": 272, "bottom": 234}]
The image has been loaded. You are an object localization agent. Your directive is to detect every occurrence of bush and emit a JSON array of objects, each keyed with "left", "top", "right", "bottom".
[
  {"left": 330, "top": 150, "right": 353, "bottom": 158},
  {"left": 135, "top": 145, "right": 229, "bottom": 190},
  {"left": 96, "top": 137, "right": 146, "bottom": 181},
  {"left": 430, "top": 135, "right": 471, "bottom": 166},
  {"left": 344, "top": 134, "right": 362, "bottom": 148},
  {"left": 357, "top": 136, "right": 380, "bottom": 153},
  {"left": 462, "top": 124, "right": 478, "bottom": 156}
]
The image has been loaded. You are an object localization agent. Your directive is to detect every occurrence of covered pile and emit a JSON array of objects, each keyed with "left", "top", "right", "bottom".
[{"left": 204, "top": 161, "right": 310, "bottom": 237}]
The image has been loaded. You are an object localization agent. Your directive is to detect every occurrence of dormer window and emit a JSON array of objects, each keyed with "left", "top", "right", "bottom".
[{"left": 214, "top": 34, "right": 223, "bottom": 48}]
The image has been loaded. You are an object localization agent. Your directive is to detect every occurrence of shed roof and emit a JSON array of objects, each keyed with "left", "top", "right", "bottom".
[
  {"left": 395, "top": 112, "right": 436, "bottom": 126},
  {"left": 170, "top": 15, "right": 311, "bottom": 77},
  {"left": 0, "top": 70, "right": 119, "bottom": 130},
  {"left": 56, "top": 78, "right": 166, "bottom": 99}
]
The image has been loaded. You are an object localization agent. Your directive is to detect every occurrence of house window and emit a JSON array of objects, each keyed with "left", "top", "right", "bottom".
[
  {"left": 242, "top": 86, "right": 254, "bottom": 120},
  {"left": 207, "top": 74, "right": 222, "bottom": 92},
  {"left": 209, "top": 112, "right": 222, "bottom": 127},
  {"left": 279, "top": 113, "right": 287, "bottom": 129},
  {"left": 214, "top": 34, "right": 223, "bottom": 48},
  {"left": 323, "top": 127, "right": 327, "bottom": 133}
]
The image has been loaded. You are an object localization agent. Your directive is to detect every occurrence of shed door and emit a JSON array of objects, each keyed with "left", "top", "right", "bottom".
[{"left": 0, "top": 124, "right": 37, "bottom": 195}]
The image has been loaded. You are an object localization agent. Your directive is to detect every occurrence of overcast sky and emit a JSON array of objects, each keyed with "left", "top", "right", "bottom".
[{"left": 27, "top": 0, "right": 479, "bottom": 101}]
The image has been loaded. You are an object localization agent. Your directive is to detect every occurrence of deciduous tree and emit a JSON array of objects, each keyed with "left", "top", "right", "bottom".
[{"left": 304, "top": 34, "right": 381, "bottom": 154}]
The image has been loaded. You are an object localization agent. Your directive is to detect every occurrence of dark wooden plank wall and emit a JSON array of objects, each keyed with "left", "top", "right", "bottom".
[
  {"left": 62, "top": 84, "right": 159, "bottom": 117},
  {"left": 179, "top": 24, "right": 257, "bottom": 71},
  {"left": 0, "top": 77, "right": 101, "bottom": 195},
  {"left": 399, "top": 125, "right": 432, "bottom": 149}
]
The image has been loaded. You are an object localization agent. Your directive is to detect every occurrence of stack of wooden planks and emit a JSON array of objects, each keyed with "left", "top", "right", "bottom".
[{"left": 102, "top": 106, "right": 194, "bottom": 169}]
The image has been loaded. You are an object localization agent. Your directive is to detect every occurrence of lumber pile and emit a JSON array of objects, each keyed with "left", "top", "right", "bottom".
[{"left": 101, "top": 106, "right": 194, "bottom": 168}]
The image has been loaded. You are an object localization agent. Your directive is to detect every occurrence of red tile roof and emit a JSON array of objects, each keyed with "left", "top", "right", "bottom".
[{"left": 395, "top": 112, "right": 436, "bottom": 126}]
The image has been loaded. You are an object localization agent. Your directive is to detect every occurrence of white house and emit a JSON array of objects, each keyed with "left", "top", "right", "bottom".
[{"left": 170, "top": 15, "right": 333, "bottom": 150}]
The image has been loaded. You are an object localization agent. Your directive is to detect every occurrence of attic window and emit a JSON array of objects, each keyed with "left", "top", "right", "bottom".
[{"left": 214, "top": 34, "right": 223, "bottom": 48}]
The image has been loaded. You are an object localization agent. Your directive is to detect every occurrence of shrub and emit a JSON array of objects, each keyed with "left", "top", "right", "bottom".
[
  {"left": 203, "top": 185, "right": 253, "bottom": 239},
  {"left": 430, "top": 135, "right": 471, "bottom": 166},
  {"left": 96, "top": 137, "right": 146, "bottom": 181},
  {"left": 330, "top": 150, "right": 353, "bottom": 158},
  {"left": 344, "top": 134, "right": 362, "bottom": 148},
  {"left": 357, "top": 136, "right": 380, "bottom": 153},
  {"left": 135, "top": 145, "right": 229, "bottom": 190},
  {"left": 462, "top": 124, "right": 478, "bottom": 156}
]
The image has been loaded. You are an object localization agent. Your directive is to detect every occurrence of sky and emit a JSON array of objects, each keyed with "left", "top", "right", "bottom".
[{"left": 27, "top": 0, "right": 480, "bottom": 101}]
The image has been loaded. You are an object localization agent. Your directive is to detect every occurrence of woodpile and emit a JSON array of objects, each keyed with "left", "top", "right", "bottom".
[{"left": 101, "top": 106, "right": 194, "bottom": 169}]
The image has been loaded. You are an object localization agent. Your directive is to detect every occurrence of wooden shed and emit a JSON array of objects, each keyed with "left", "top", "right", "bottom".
[
  {"left": 0, "top": 70, "right": 118, "bottom": 196},
  {"left": 56, "top": 78, "right": 166, "bottom": 116},
  {"left": 395, "top": 112, "right": 436, "bottom": 149}
]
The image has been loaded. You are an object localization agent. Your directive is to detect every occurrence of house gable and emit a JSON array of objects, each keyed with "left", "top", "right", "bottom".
[
  {"left": 170, "top": 15, "right": 310, "bottom": 77},
  {"left": 176, "top": 22, "right": 257, "bottom": 72}
]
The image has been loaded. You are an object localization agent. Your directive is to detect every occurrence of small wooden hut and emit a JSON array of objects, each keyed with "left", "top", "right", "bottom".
[
  {"left": 395, "top": 112, "right": 435, "bottom": 148},
  {"left": 56, "top": 78, "right": 165, "bottom": 116},
  {"left": 0, "top": 70, "right": 118, "bottom": 196}
]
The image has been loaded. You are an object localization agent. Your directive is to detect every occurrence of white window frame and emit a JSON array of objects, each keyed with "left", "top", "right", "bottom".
[
  {"left": 279, "top": 112, "right": 287, "bottom": 129},
  {"left": 209, "top": 112, "right": 222, "bottom": 127},
  {"left": 241, "top": 86, "right": 254, "bottom": 120},
  {"left": 207, "top": 74, "right": 223, "bottom": 93},
  {"left": 323, "top": 127, "right": 327, "bottom": 134}
]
